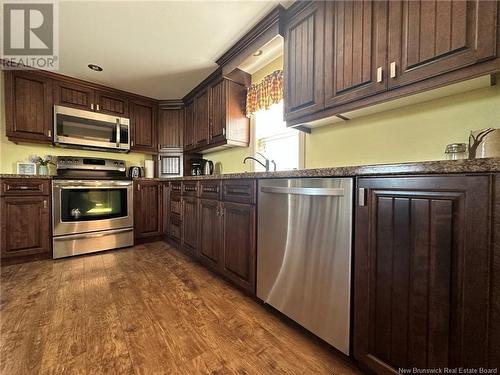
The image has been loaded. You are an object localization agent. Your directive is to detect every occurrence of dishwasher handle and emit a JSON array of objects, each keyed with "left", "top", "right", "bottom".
[{"left": 261, "top": 186, "right": 344, "bottom": 197}]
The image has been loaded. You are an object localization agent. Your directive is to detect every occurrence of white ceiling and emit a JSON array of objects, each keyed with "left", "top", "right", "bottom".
[{"left": 58, "top": 1, "right": 281, "bottom": 99}]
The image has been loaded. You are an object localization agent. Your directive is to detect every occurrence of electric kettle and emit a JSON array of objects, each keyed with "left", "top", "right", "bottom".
[{"left": 203, "top": 160, "right": 214, "bottom": 175}]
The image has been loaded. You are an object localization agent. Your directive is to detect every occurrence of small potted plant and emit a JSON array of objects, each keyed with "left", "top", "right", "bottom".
[{"left": 30, "top": 155, "right": 55, "bottom": 175}]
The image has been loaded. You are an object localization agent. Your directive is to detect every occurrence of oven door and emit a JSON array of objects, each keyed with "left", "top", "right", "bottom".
[
  {"left": 52, "top": 180, "right": 133, "bottom": 236},
  {"left": 54, "top": 105, "right": 130, "bottom": 152}
]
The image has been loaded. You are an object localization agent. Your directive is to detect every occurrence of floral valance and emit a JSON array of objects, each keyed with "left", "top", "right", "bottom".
[{"left": 246, "top": 69, "right": 283, "bottom": 117}]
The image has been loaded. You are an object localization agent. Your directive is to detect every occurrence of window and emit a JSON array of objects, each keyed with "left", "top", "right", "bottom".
[{"left": 253, "top": 101, "right": 303, "bottom": 171}]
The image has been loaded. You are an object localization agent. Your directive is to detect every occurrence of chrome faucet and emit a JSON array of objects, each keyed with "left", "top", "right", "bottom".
[{"left": 243, "top": 153, "right": 276, "bottom": 172}]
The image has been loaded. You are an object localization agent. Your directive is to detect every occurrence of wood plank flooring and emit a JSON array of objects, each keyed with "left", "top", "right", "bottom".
[{"left": 1, "top": 241, "right": 360, "bottom": 374}]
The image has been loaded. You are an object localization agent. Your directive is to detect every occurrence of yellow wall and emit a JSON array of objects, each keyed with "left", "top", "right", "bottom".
[
  {"left": 205, "top": 56, "right": 284, "bottom": 173},
  {"left": 306, "top": 83, "right": 500, "bottom": 167},
  {"left": 0, "top": 71, "right": 151, "bottom": 174}
]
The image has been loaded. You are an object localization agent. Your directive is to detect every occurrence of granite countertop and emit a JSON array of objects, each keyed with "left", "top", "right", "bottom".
[
  {"left": 0, "top": 174, "right": 53, "bottom": 179},
  {"left": 142, "top": 158, "right": 500, "bottom": 181},
  {"left": 2, "top": 158, "right": 499, "bottom": 181}
]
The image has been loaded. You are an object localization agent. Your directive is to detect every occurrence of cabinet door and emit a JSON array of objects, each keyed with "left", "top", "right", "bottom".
[
  {"left": 491, "top": 174, "right": 500, "bottom": 368},
  {"left": 354, "top": 175, "right": 491, "bottom": 373},
  {"left": 54, "top": 80, "right": 94, "bottom": 111},
  {"left": 130, "top": 100, "right": 158, "bottom": 153},
  {"left": 194, "top": 89, "right": 210, "bottom": 147},
  {"left": 209, "top": 79, "right": 226, "bottom": 144},
  {"left": 5, "top": 71, "right": 53, "bottom": 143},
  {"left": 184, "top": 100, "right": 195, "bottom": 150},
  {"left": 221, "top": 202, "right": 256, "bottom": 293},
  {"left": 324, "top": 0, "right": 387, "bottom": 107},
  {"left": 181, "top": 196, "right": 198, "bottom": 255},
  {"left": 1, "top": 195, "right": 50, "bottom": 258},
  {"left": 162, "top": 183, "right": 170, "bottom": 235},
  {"left": 388, "top": 0, "right": 498, "bottom": 88},
  {"left": 95, "top": 90, "right": 129, "bottom": 116},
  {"left": 284, "top": 1, "right": 325, "bottom": 121},
  {"left": 198, "top": 199, "right": 222, "bottom": 269},
  {"left": 134, "top": 181, "right": 162, "bottom": 240},
  {"left": 158, "top": 108, "right": 184, "bottom": 149}
]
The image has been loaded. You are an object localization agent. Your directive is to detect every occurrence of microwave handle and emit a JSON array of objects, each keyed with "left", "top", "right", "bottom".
[{"left": 115, "top": 119, "right": 120, "bottom": 147}]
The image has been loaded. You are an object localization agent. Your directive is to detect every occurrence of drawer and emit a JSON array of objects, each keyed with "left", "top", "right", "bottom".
[
  {"left": 169, "top": 216, "right": 182, "bottom": 242},
  {"left": 169, "top": 192, "right": 182, "bottom": 219},
  {"left": 170, "top": 181, "right": 182, "bottom": 193},
  {"left": 200, "top": 180, "right": 221, "bottom": 200},
  {"left": 182, "top": 181, "right": 199, "bottom": 196},
  {"left": 222, "top": 179, "right": 256, "bottom": 204},
  {"left": 1, "top": 179, "right": 50, "bottom": 196}
]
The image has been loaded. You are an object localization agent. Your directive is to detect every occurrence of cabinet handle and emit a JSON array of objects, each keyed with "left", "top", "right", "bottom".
[
  {"left": 96, "top": 104, "right": 100, "bottom": 111},
  {"left": 137, "top": 184, "right": 141, "bottom": 191},
  {"left": 222, "top": 128, "right": 226, "bottom": 136},
  {"left": 376, "top": 67, "right": 383, "bottom": 83},
  {"left": 216, "top": 206, "right": 220, "bottom": 216},
  {"left": 358, "top": 188, "right": 366, "bottom": 207},
  {"left": 131, "top": 140, "right": 134, "bottom": 146},
  {"left": 47, "top": 129, "right": 52, "bottom": 137},
  {"left": 43, "top": 200, "right": 47, "bottom": 209},
  {"left": 390, "top": 62, "right": 396, "bottom": 78},
  {"left": 90, "top": 103, "right": 94, "bottom": 110}
]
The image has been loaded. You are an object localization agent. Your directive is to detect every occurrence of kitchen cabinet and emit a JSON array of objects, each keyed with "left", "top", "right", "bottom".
[
  {"left": 54, "top": 80, "right": 95, "bottom": 111},
  {"left": 181, "top": 196, "right": 199, "bottom": 255},
  {"left": 0, "top": 178, "right": 51, "bottom": 259},
  {"left": 134, "top": 180, "right": 162, "bottom": 241},
  {"left": 491, "top": 174, "right": 500, "bottom": 368},
  {"left": 184, "top": 100, "right": 196, "bottom": 150},
  {"left": 283, "top": 1, "right": 325, "bottom": 121},
  {"left": 158, "top": 108, "right": 184, "bottom": 149},
  {"left": 387, "top": 0, "right": 498, "bottom": 89},
  {"left": 283, "top": 0, "right": 500, "bottom": 126},
  {"left": 5, "top": 70, "right": 54, "bottom": 144},
  {"left": 354, "top": 175, "right": 493, "bottom": 372},
  {"left": 94, "top": 90, "right": 129, "bottom": 116},
  {"left": 221, "top": 201, "right": 256, "bottom": 293},
  {"left": 324, "top": 0, "right": 387, "bottom": 107},
  {"left": 209, "top": 78, "right": 249, "bottom": 147},
  {"left": 130, "top": 99, "right": 158, "bottom": 153},
  {"left": 194, "top": 89, "right": 210, "bottom": 148},
  {"left": 198, "top": 199, "right": 222, "bottom": 269}
]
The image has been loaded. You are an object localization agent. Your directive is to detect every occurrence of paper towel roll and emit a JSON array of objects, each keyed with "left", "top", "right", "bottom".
[{"left": 145, "top": 160, "right": 154, "bottom": 178}]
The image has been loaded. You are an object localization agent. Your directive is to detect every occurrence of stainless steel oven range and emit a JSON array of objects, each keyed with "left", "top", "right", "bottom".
[{"left": 52, "top": 157, "right": 134, "bottom": 259}]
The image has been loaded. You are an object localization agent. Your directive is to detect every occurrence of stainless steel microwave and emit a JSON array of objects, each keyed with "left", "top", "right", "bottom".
[
  {"left": 158, "top": 150, "right": 183, "bottom": 178},
  {"left": 54, "top": 105, "right": 130, "bottom": 152}
]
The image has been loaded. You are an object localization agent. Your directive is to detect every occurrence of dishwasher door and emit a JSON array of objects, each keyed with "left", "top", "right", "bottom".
[{"left": 257, "top": 178, "right": 353, "bottom": 355}]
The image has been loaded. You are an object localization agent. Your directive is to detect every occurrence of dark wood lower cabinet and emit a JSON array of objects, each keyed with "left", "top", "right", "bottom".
[
  {"left": 354, "top": 175, "right": 493, "bottom": 373},
  {"left": 181, "top": 196, "right": 198, "bottom": 255},
  {"left": 198, "top": 199, "right": 222, "bottom": 269},
  {"left": 221, "top": 202, "right": 256, "bottom": 293},
  {"left": 134, "top": 180, "right": 162, "bottom": 241},
  {"left": 491, "top": 174, "right": 500, "bottom": 368}
]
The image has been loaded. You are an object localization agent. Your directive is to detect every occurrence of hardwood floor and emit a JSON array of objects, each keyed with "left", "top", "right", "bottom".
[{"left": 0, "top": 241, "right": 360, "bottom": 374}]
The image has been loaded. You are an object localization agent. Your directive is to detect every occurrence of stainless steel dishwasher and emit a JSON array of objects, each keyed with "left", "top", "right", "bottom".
[{"left": 257, "top": 178, "right": 353, "bottom": 355}]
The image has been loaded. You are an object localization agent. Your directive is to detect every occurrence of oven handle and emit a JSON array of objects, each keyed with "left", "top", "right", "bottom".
[
  {"left": 53, "top": 228, "right": 132, "bottom": 241},
  {"left": 54, "top": 181, "right": 133, "bottom": 189}
]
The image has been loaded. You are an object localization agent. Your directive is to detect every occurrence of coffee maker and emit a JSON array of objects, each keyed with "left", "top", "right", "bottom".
[{"left": 190, "top": 159, "right": 203, "bottom": 176}]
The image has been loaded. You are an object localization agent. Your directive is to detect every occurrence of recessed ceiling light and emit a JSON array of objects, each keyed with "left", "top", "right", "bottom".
[
  {"left": 253, "top": 50, "right": 263, "bottom": 57},
  {"left": 88, "top": 64, "right": 103, "bottom": 72}
]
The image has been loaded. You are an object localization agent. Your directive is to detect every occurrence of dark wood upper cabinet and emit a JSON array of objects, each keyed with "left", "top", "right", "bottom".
[
  {"left": 184, "top": 100, "right": 196, "bottom": 150},
  {"left": 54, "top": 80, "right": 94, "bottom": 111},
  {"left": 194, "top": 89, "right": 210, "bottom": 147},
  {"left": 94, "top": 90, "right": 129, "bottom": 117},
  {"left": 181, "top": 196, "right": 199, "bottom": 255},
  {"left": 0, "top": 178, "right": 51, "bottom": 260},
  {"left": 284, "top": 1, "right": 325, "bottom": 121},
  {"left": 5, "top": 71, "right": 53, "bottom": 143},
  {"left": 324, "top": 0, "right": 388, "bottom": 107},
  {"left": 134, "top": 180, "right": 162, "bottom": 240},
  {"left": 387, "top": 0, "right": 498, "bottom": 88},
  {"left": 354, "top": 175, "right": 492, "bottom": 373},
  {"left": 158, "top": 108, "right": 184, "bottom": 149},
  {"left": 221, "top": 201, "right": 256, "bottom": 293},
  {"left": 130, "top": 99, "right": 158, "bottom": 153},
  {"left": 198, "top": 199, "right": 222, "bottom": 269},
  {"left": 209, "top": 78, "right": 249, "bottom": 147}
]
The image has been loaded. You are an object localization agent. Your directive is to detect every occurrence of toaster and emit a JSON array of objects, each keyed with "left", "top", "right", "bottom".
[{"left": 128, "top": 166, "right": 144, "bottom": 178}]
